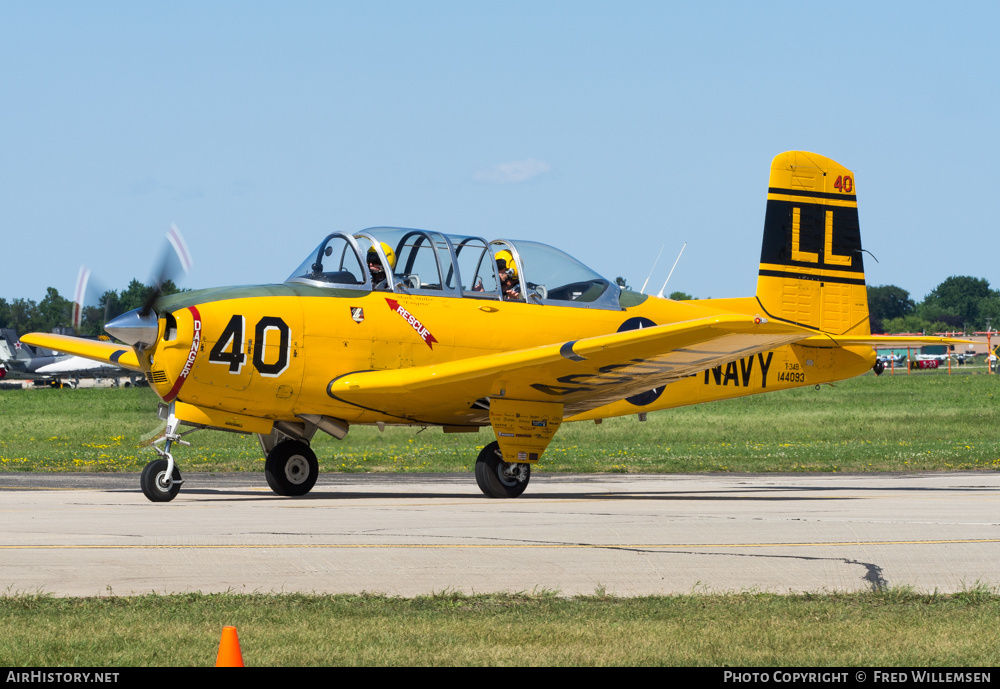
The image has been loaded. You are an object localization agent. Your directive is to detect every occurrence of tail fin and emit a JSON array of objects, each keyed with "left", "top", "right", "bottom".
[
  {"left": 0, "top": 336, "right": 13, "bottom": 363},
  {"left": 756, "top": 151, "right": 870, "bottom": 336},
  {"left": 0, "top": 328, "right": 31, "bottom": 362}
]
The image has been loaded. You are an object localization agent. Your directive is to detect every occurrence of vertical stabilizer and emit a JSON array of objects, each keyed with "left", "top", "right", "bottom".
[
  {"left": 756, "top": 151, "right": 870, "bottom": 335},
  {"left": 0, "top": 329, "right": 32, "bottom": 362}
]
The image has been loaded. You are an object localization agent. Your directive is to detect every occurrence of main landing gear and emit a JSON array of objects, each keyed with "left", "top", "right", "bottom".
[
  {"left": 474, "top": 440, "right": 530, "bottom": 498},
  {"left": 264, "top": 439, "right": 319, "bottom": 496}
]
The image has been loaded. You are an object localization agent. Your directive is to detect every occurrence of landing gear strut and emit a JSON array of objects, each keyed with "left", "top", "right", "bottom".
[
  {"left": 474, "top": 440, "right": 530, "bottom": 498},
  {"left": 265, "top": 439, "right": 319, "bottom": 496},
  {"left": 142, "top": 402, "right": 189, "bottom": 503}
]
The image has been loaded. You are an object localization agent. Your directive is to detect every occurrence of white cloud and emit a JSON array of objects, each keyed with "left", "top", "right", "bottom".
[{"left": 473, "top": 158, "right": 551, "bottom": 184}]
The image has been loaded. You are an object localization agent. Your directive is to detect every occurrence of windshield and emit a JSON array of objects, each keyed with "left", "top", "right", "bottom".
[
  {"left": 286, "top": 233, "right": 368, "bottom": 288},
  {"left": 504, "top": 240, "right": 610, "bottom": 304}
]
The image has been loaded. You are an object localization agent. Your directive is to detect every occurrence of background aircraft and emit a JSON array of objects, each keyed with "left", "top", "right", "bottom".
[
  {"left": 875, "top": 352, "right": 908, "bottom": 365},
  {"left": 23, "top": 151, "right": 968, "bottom": 502},
  {"left": 0, "top": 328, "right": 134, "bottom": 387}
]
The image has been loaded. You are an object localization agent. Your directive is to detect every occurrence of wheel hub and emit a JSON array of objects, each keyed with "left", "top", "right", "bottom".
[
  {"left": 155, "top": 471, "right": 172, "bottom": 491},
  {"left": 285, "top": 456, "right": 310, "bottom": 485},
  {"left": 498, "top": 461, "right": 528, "bottom": 485}
]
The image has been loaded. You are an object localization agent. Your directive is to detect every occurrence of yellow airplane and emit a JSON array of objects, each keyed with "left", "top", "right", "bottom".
[{"left": 23, "top": 151, "right": 964, "bottom": 502}]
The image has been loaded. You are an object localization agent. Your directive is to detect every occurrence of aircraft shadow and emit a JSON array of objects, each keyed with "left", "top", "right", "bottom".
[{"left": 162, "top": 481, "right": 998, "bottom": 503}]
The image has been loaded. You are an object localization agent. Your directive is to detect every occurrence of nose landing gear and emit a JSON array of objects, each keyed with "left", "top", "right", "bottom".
[{"left": 141, "top": 402, "right": 190, "bottom": 503}]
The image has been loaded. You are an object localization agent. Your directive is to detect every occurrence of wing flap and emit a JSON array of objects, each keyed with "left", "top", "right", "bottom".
[
  {"left": 19, "top": 333, "right": 141, "bottom": 372},
  {"left": 328, "top": 315, "right": 811, "bottom": 421}
]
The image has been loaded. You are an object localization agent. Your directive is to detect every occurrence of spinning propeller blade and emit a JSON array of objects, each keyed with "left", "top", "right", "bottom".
[{"left": 140, "top": 224, "right": 193, "bottom": 317}]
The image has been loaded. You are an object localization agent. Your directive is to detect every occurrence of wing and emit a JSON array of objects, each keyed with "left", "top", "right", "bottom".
[
  {"left": 328, "top": 314, "right": 812, "bottom": 422},
  {"left": 18, "top": 334, "right": 142, "bottom": 372}
]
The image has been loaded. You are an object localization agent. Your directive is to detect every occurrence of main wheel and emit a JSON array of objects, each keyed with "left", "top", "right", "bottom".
[
  {"left": 265, "top": 440, "right": 319, "bottom": 496},
  {"left": 475, "top": 441, "right": 530, "bottom": 498},
  {"left": 140, "top": 458, "right": 182, "bottom": 502}
]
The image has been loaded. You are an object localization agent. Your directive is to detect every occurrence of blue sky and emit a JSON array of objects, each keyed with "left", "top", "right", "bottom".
[{"left": 2, "top": 1, "right": 997, "bottom": 306}]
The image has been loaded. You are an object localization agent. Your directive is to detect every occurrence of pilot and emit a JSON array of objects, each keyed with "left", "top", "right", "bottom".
[
  {"left": 494, "top": 250, "right": 521, "bottom": 301},
  {"left": 367, "top": 243, "right": 396, "bottom": 290}
]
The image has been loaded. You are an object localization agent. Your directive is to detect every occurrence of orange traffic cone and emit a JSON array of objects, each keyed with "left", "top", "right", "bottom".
[{"left": 215, "top": 626, "right": 244, "bottom": 667}]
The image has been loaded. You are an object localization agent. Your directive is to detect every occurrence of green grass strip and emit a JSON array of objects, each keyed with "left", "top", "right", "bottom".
[{"left": 1, "top": 588, "right": 998, "bottom": 666}]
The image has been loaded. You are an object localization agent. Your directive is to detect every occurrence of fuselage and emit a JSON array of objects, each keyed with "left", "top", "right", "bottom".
[{"left": 142, "top": 284, "right": 875, "bottom": 428}]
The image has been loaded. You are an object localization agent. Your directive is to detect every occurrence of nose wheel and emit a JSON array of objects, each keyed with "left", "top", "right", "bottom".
[
  {"left": 475, "top": 440, "right": 531, "bottom": 498},
  {"left": 140, "top": 458, "right": 182, "bottom": 502}
]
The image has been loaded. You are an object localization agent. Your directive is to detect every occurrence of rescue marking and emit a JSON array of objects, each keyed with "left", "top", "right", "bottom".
[{"left": 385, "top": 298, "right": 438, "bottom": 349}]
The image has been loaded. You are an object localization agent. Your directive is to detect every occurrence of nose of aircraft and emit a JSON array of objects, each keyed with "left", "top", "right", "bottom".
[{"left": 106, "top": 308, "right": 159, "bottom": 347}]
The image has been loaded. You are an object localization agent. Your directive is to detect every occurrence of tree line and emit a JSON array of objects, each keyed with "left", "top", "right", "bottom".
[
  {"left": 868, "top": 276, "right": 1000, "bottom": 334},
  {"left": 0, "top": 280, "right": 182, "bottom": 338}
]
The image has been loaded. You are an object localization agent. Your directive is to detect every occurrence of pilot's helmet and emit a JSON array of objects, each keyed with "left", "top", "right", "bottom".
[
  {"left": 367, "top": 242, "right": 397, "bottom": 270},
  {"left": 494, "top": 250, "right": 517, "bottom": 279}
]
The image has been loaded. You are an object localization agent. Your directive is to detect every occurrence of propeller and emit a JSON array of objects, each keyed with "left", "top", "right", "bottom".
[
  {"left": 75, "top": 225, "right": 193, "bottom": 346},
  {"left": 72, "top": 266, "right": 91, "bottom": 330},
  {"left": 138, "top": 417, "right": 169, "bottom": 448},
  {"left": 140, "top": 224, "right": 193, "bottom": 317}
]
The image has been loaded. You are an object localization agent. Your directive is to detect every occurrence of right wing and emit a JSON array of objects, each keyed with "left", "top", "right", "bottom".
[{"left": 328, "top": 314, "right": 812, "bottom": 422}]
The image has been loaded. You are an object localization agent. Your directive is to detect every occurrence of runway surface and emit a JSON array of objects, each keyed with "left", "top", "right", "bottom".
[{"left": 1, "top": 471, "right": 998, "bottom": 597}]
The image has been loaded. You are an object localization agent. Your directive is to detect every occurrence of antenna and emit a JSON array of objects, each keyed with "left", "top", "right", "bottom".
[
  {"left": 656, "top": 242, "right": 687, "bottom": 299},
  {"left": 639, "top": 244, "right": 665, "bottom": 295}
]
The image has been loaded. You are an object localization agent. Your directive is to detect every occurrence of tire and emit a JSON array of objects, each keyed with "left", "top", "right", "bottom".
[
  {"left": 474, "top": 441, "right": 530, "bottom": 498},
  {"left": 140, "top": 458, "right": 182, "bottom": 502},
  {"left": 265, "top": 440, "right": 319, "bottom": 496}
]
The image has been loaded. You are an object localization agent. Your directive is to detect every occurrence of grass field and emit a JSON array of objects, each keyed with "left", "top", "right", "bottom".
[
  {"left": 1, "top": 370, "right": 998, "bottom": 474},
  {"left": 2, "top": 589, "right": 998, "bottom": 666},
  {"left": 2, "top": 371, "right": 999, "bottom": 666}
]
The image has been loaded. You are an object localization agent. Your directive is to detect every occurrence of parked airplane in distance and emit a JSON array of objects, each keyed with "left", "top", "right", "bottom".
[{"left": 0, "top": 328, "right": 134, "bottom": 387}]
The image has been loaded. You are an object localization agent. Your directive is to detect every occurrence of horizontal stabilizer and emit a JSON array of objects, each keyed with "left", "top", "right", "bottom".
[{"left": 19, "top": 333, "right": 141, "bottom": 372}]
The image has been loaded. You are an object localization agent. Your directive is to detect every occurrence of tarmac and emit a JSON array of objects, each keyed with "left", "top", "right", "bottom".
[{"left": 1, "top": 471, "right": 998, "bottom": 597}]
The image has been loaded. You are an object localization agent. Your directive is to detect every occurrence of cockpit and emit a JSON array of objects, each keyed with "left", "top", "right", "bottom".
[{"left": 285, "top": 227, "right": 626, "bottom": 310}]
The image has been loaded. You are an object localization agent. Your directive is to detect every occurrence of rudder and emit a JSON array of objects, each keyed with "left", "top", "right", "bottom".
[{"left": 756, "top": 151, "right": 870, "bottom": 336}]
